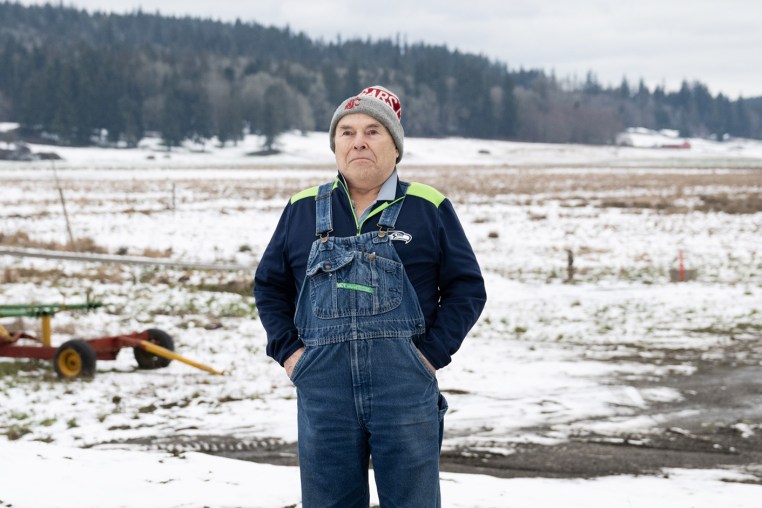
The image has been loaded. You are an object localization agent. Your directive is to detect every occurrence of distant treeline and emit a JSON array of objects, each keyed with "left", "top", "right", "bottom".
[{"left": 0, "top": 2, "right": 760, "bottom": 147}]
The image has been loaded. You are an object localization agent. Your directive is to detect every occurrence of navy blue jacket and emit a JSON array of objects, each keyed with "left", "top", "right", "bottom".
[{"left": 254, "top": 174, "right": 486, "bottom": 370}]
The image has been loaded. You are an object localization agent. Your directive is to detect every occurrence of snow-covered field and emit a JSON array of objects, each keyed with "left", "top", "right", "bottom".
[{"left": 1, "top": 131, "right": 762, "bottom": 507}]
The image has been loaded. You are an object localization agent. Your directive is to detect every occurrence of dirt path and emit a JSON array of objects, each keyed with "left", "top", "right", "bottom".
[{"left": 100, "top": 334, "right": 762, "bottom": 483}]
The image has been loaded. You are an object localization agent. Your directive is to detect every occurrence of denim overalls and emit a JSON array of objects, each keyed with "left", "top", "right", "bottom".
[{"left": 289, "top": 182, "right": 448, "bottom": 508}]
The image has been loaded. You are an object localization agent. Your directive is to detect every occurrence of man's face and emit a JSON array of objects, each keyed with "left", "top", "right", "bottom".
[{"left": 334, "top": 113, "right": 398, "bottom": 190}]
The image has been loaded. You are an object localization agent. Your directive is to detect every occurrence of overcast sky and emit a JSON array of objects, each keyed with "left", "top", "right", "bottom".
[{"left": 15, "top": 0, "right": 762, "bottom": 98}]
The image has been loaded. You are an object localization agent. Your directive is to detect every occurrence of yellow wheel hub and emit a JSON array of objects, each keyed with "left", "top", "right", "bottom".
[{"left": 57, "top": 349, "right": 82, "bottom": 378}]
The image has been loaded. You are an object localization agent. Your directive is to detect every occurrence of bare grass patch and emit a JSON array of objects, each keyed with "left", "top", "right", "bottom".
[
  {"left": 0, "top": 231, "right": 108, "bottom": 253},
  {"left": 696, "top": 194, "right": 762, "bottom": 214},
  {"left": 400, "top": 165, "right": 762, "bottom": 205},
  {"left": 2, "top": 266, "right": 67, "bottom": 283}
]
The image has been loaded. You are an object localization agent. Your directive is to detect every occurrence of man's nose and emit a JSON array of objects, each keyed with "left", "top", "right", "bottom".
[{"left": 352, "top": 134, "right": 368, "bottom": 149}]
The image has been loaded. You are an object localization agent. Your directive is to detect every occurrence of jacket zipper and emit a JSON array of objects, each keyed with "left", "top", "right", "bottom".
[{"left": 338, "top": 178, "right": 404, "bottom": 236}]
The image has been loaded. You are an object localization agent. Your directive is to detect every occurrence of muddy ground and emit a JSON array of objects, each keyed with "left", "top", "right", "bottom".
[
  {"left": 107, "top": 338, "right": 762, "bottom": 484},
  {"left": 439, "top": 362, "right": 762, "bottom": 481}
]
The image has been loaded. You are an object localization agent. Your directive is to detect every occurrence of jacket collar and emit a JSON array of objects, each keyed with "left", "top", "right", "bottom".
[{"left": 336, "top": 168, "right": 399, "bottom": 203}]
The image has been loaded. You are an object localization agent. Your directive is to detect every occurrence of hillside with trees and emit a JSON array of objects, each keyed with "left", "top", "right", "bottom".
[{"left": 0, "top": 2, "right": 760, "bottom": 148}]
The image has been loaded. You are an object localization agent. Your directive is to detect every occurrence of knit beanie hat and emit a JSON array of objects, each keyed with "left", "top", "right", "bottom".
[{"left": 329, "top": 85, "right": 404, "bottom": 163}]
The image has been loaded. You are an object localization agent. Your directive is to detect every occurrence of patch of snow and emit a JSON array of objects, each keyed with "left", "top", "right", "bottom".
[
  {"left": 1, "top": 441, "right": 760, "bottom": 508},
  {"left": 0, "top": 122, "right": 19, "bottom": 133}
]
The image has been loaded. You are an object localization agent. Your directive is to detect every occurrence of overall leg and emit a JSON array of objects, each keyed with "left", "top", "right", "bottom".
[
  {"left": 295, "top": 342, "right": 371, "bottom": 508},
  {"left": 366, "top": 339, "right": 445, "bottom": 508}
]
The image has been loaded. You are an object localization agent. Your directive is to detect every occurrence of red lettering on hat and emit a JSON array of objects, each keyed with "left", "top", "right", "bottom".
[{"left": 359, "top": 86, "right": 401, "bottom": 120}]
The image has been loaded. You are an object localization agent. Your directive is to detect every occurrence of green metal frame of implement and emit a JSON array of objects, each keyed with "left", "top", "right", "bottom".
[{"left": 0, "top": 301, "right": 222, "bottom": 379}]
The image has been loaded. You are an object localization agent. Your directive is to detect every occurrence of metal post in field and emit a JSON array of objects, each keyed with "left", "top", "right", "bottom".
[
  {"left": 565, "top": 248, "right": 575, "bottom": 281},
  {"left": 52, "top": 160, "right": 76, "bottom": 251}
]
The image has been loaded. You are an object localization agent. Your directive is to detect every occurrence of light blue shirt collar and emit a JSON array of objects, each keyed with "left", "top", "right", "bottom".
[
  {"left": 357, "top": 169, "right": 398, "bottom": 223},
  {"left": 376, "top": 168, "right": 398, "bottom": 202}
]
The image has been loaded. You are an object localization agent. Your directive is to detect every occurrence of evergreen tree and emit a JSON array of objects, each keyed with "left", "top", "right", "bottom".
[
  {"left": 343, "top": 60, "right": 361, "bottom": 97},
  {"left": 262, "top": 82, "right": 289, "bottom": 150},
  {"left": 498, "top": 74, "right": 518, "bottom": 138},
  {"left": 618, "top": 78, "right": 631, "bottom": 99}
]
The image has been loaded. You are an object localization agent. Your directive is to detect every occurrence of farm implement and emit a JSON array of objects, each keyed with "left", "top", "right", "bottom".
[{"left": 0, "top": 301, "right": 223, "bottom": 379}]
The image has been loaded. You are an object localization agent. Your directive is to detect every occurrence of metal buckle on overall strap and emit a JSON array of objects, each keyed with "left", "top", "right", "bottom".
[
  {"left": 376, "top": 225, "right": 393, "bottom": 238},
  {"left": 316, "top": 229, "right": 333, "bottom": 243}
]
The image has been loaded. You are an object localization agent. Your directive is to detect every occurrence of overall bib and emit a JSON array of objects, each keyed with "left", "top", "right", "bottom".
[{"left": 290, "top": 182, "right": 448, "bottom": 508}]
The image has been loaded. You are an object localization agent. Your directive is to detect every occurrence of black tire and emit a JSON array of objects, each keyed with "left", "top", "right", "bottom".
[
  {"left": 134, "top": 328, "right": 174, "bottom": 369},
  {"left": 54, "top": 339, "right": 97, "bottom": 379}
]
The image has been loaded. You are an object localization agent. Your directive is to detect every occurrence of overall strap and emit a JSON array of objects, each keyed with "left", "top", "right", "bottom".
[
  {"left": 314, "top": 182, "right": 334, "bottom": 240},
  {"left": 377, "top": 181, "right": 410, "bottom": 231}
]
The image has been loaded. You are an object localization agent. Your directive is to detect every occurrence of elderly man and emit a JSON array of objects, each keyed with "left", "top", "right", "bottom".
[{"left": 254, "top": 85, "right": 486, "bottom": 507}]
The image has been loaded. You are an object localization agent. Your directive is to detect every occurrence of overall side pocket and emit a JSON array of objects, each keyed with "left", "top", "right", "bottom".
[
  {"left": 289, "top": 347, "right": 313, "bottom": 383},
  {"left": 407, "top": 339, "right": 437, "bottom": 381}
]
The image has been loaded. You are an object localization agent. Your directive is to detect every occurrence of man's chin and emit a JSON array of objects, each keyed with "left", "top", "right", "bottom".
[{"left": 346, "top": 161, "right": 377, "bottom": 173}]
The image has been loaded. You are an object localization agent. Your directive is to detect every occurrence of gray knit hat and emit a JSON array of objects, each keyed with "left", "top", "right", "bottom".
[{"left": 329, "top": 85, "right": 404, "bottom": 163}]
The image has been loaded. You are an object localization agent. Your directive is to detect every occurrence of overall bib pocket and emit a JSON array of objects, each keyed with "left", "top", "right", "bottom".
[{"left": 308, "top": 250, "right": 404, "bottom": 319}]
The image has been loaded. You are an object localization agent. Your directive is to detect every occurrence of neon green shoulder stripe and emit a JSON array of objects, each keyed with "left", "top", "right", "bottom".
[
  {"left": 406, "top": 182, "right": 446, "bottom": 207},
  {"left": 290, "top": 180, "right": 340, "bottom": 205},
  {"left": 290, "top": 186, "right": 319, "bottom": 204}
]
